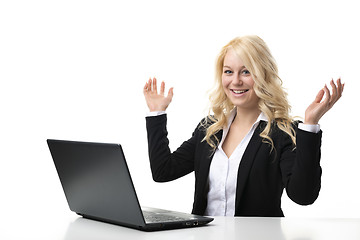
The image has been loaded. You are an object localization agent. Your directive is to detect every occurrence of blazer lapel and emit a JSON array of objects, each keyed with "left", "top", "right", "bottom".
[
  {"left": 235, "top": 121, "right": 265, "bottom": 209},
  {"left": 203, "top": 129, "right": 223, "bottom": 169},
  {"left": 197, "top": 129, "right": 223, "bottom": 195}
]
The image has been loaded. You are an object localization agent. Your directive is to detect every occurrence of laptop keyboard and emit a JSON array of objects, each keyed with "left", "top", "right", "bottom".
[{"left": 143, "top": 211, "right": 190, "bottom": 223}]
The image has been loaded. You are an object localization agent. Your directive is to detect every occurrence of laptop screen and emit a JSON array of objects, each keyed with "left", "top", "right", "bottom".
[{"left": 47, "top": 139, "right": 145, "bottom": 227}]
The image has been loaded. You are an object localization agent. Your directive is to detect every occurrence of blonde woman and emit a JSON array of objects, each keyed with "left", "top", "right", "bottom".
[{"left": 143, "top": 35, "right": 344, "bottom": 217}]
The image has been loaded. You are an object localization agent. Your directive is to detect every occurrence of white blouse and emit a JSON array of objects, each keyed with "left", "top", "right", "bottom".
[{"left": 204, "top": 110, "right": 268, "bottom": 216}]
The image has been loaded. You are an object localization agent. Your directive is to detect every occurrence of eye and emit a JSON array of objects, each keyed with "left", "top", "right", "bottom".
[
  {"left": 241, "top": 69, "right": 250, "bottom": 75},
  {"left": 224, "top": 70, "right": 233, "bottom": 74}
]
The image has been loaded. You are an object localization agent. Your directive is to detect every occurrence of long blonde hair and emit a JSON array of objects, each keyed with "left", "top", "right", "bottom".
[{"left": 204, "top": 35, "right": 296, "bottom": 150}]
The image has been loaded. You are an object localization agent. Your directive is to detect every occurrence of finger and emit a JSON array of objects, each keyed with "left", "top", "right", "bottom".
[
  {"left": 329, "top": 79, "right": 338, "bottom": 104},
  {"left": 314, "top": 89, "right": 325, "bottom": 103},
  {"left": 143, "top": 82, "right": 149, "bottom": 94},
  {"left": 336, "top": 78, "right": 344, "bottom": 98},
  {"left": 335, "top": 78, "right": 343, "bottom": 102},
  {"left": 323, "top": 84, "right": 331, "bottom": 105},
  {"left": 153, "top": 77, "right": 158, "bottom": 94},
  {"left": 330, "top": 78, "right": 344, "bottom": 106},
  {"left": 160, "top": 81, "right": 165, "bottom": 95},
  {"left": 148, "top": 78, "right": 153, "bottom": 92},
  {"left": 167, "top": 87, "right": 174, "bottom": 101}
]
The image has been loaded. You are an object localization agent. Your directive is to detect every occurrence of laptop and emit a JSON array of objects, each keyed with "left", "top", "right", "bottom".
[{"left": 47, "top": 139, "right": 213, "bottom": 231}]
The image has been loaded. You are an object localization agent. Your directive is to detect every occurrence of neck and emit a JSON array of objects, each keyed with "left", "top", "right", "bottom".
[{"left": 233, "top": 107, "right": 261, "bottom": 127}]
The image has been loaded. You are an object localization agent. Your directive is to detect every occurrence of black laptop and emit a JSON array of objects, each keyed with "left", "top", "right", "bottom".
[{"left": 47, "top": 139, "right": 213, "bottom": 231}]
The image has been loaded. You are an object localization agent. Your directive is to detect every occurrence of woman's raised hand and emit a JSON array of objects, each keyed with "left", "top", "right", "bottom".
[
  {"left": 143, "top": 77, "right": 174, "bottom": 112},
  {"left": 304, "top": 78, "right": 345, "bottom": 125}
]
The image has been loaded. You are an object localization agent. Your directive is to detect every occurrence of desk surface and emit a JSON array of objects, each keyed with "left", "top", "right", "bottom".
[{"left": 59, "top": 216, "right": 360, "bottom": 240}]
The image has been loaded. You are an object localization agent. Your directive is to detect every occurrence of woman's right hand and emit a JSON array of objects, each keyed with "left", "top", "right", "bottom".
[{"left": 143, "top": 77, "right": 174, "bottom": 112}]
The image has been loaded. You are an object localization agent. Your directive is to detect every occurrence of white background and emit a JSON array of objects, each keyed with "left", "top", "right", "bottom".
[{"left": 1, "top": 0, "right": 359, "bottom": 238}]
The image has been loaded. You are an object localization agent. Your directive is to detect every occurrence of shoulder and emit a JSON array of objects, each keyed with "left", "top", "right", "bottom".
[
  {"left": 264, "top": 120, "right": 300, "bottom": 132},
  {"left": 261, "top": 119, "right": 299, "bottom": 145},
  {"left": 192, "top": 115, "right": 220, "bottom": 142},
  {"left": 196, "top": 115, "right": 217, "bottom": 130}
]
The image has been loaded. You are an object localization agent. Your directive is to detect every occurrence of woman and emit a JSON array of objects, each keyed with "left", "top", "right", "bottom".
[{"left": 143, "top": 35, "right": 344, "bottom": 217}]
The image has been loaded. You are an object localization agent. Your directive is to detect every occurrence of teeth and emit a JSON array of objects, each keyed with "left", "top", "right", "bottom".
[{"left": 233, "top": 90, "right": 247, "bottom": 94}]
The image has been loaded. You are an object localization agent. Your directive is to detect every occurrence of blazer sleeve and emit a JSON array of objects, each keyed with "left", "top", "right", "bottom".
[
  {"left": 146, "top": 114, "right": 199, "bottom": 182},
  {"left": 280, "top": 125, "right": 322, "bottom": 205}
]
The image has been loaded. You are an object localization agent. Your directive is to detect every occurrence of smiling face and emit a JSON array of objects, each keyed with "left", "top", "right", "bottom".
[{"left": 222, "top": 48, "right": 260, "bottom": 111}]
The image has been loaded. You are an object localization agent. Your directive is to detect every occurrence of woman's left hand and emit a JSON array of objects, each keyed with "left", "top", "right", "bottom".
[{"left": 304, "top": 78, "right": 345, "bottom": 125}]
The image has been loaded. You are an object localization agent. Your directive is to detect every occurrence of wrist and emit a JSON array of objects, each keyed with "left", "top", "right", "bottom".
[
  {"left": 304, "top": 121, "right": 318, "bottom": 125},
  {"left": 304, "top": 117, "right": 319, "bottom": 125}
]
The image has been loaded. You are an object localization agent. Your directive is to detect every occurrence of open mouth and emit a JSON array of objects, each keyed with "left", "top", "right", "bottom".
[{"left": 231, "top": 89, "right": 249, "bottom": 94}]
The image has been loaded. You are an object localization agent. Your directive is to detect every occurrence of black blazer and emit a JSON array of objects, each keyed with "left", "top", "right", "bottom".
[{"left": 146, "top": 114, "right": 322, "bottom": 217}]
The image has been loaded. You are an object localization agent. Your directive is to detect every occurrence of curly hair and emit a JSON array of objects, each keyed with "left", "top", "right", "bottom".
[{"left": 203, "top": 35, "right": 296, "bottom": 151}]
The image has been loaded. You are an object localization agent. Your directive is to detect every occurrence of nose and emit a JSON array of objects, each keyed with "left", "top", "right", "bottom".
[{"left": 232, "top": 73, "right": 243, "bottom": 85}]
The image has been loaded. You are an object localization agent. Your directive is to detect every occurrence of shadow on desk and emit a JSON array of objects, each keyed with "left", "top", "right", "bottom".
[
  {"left": 63, "top": 216, "right": 287, "bottom": 240},
  {"left": 63, "top": 217, "right": 141, "bottom": 240}
]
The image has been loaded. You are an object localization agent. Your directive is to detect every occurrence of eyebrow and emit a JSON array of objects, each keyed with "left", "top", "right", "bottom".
[{"left": 223, "top": 65, "right": 246, "bottom": 69}]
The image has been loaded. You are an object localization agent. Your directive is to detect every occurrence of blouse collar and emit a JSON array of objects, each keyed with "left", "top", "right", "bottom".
[{"left": 219, "top": 109, "right": 268, "bottom": 149}]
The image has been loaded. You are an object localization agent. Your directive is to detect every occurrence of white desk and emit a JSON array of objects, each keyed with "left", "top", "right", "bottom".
[{"left": 60, "top": 216, "right": 360, "bottom": 240}]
